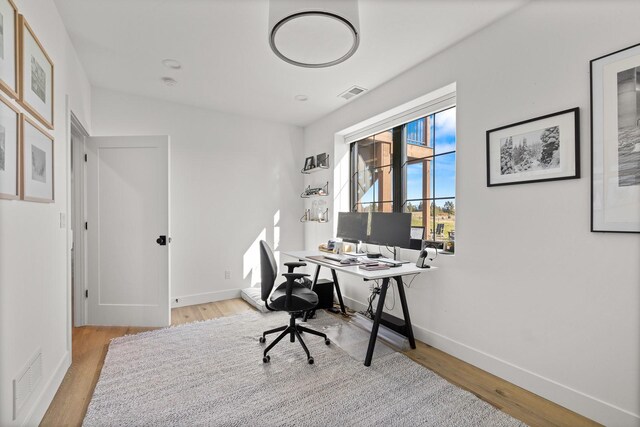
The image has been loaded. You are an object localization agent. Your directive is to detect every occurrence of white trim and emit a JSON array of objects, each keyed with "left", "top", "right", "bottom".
[
  {"left": 24, "top": 351, "right": 71, "bottom": 427},
  {"left": 339, "top": 82, "right": 457, "bottom": 144},
  {"left": 341, "top": 295, "right": 638, "bottom": 427},
  {"left": 172, "top": 289, "right": 242, "bottom": 308}
]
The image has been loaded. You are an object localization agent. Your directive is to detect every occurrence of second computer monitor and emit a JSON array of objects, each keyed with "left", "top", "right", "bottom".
[
  {"left": 368, "top": 212, "right": 412, "bottom": 249},
  {"left": 337, "top": 212, "right": 369, "bottom": 243}
]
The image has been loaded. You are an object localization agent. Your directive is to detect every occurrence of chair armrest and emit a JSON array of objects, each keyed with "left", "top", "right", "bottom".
[
  {"left": 284, "top": 261, "right": 307, "bottom": 273},
  {"left": 282, "top": 273, "right": 310, "bottom": 309}
]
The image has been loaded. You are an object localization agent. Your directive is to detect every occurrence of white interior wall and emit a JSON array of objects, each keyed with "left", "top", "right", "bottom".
[
  {"left": 90, "top": 87, "right": 305, "bottom": 306},
  {"left": 303, "top": 1, "right": 640, "bottom": 425},
  {"left": 0, "top": 0, "right": 92, "bottom": 425}
]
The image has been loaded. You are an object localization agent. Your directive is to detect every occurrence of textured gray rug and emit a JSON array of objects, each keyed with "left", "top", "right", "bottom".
[{"left": 84, "top": 311, "right": 525, "bottom": 426}]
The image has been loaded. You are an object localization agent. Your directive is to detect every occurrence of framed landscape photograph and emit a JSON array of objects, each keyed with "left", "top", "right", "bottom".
[
  {"left": 486, "top": 108, "right": 580, "bottom": 187},
  {"left": 0, "top": 0, "right": 18, "bottom": 99},
  {"left": 21, "top": 114, "right": 53, "bottom": 202},
  {"left": 591, "top": 43, "right": 640, "bottom": 233},
  {"left": 0, "top": 94, "right": 19, "bottom": 199},
  {"left": 18, "top": 14, "right": 53, "bottom": 130}
]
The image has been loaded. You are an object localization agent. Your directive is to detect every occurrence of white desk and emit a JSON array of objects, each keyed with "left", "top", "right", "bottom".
[{"left": 282, "top": 250, "right": 435, "bottom": 366}]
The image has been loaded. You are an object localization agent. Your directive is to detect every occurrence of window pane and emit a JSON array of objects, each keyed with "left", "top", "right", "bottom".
[
  {"left": 434, "top": 153, "right": 456, "bottom": 198},
  {"left": 372, "top": 165, "right": 393, "bottom": 204},
  {"left": 433, "top": 198, "right": 455, "bottom": 242},
  {"left": 357, "top": 203, "right": 374, "bottom": 212},
  {"left": 434, "top": 107, "right": 456, "bottom": 155},
  {"left": 355, "top": 167, "right": 375, "bottom": 204},
  {"left": 373, "top": 130, "right": 393, "bottom": 168},
  {"left": 405, "top": 158, "right": 433, "bottom": 201},
  {"left": 357, "top": 202, "right": 392, "bottom": 213},
  {"left": 405, "top": 200, "right": 432, "bottom": 239},
  {"left": 406, "top": 118, "right": 434, "bottom": 162},
  {"left": 356, "top": 137, "right": 375, "bottom": 170}
]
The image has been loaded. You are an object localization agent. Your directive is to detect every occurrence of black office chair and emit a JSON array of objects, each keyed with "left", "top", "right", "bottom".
[{"left": 259, "top": 241, "right": 330, "bottom": 364}]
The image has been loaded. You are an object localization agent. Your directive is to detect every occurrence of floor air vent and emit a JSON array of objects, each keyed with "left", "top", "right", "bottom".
[{"left": 13, "top": 350, "right": 42, "bottom": 420}]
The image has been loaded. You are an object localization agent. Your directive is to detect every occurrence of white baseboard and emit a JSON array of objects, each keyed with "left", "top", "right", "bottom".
[
  {"left": 172, "top": 288, "right": 241, "bottom": 308},
  {"left": 24, "top": 350, "right": 71, "bottom": 427},
  {"left": 341, "top": 295, "right": 639, "bottom": 427}
]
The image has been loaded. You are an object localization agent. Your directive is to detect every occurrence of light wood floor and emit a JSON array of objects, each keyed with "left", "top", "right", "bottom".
[{"left": 41, "top": 299, "right": 599, "bottom": 427}]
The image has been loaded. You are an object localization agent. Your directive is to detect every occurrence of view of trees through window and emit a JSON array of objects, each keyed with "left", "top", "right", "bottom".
[{"left": 351, "top": 107, "right": 456, "bottom": 250}]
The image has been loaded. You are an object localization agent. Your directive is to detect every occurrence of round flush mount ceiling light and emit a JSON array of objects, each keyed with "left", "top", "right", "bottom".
[
  {"left": 161, "top": 77, "right": 177, "bottom": 86},
  {"left": 268, "top": 0, "right": 360, "bottom": 68},
  {"left": 162, "top": 59, "right": 182, "bottom": 70}
]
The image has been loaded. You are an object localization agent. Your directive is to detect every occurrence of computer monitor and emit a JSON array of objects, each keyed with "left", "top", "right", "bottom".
[
  {"left": 368, "top": 212, "right": 412, "bottom": 249},
  {"left": 336, "top": 212, "right": 369, "bottom": 243}
]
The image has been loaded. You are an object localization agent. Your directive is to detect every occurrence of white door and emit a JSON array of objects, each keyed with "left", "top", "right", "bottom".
[{"left": 86, "top": 135, "right": 170, "bottom": 327}]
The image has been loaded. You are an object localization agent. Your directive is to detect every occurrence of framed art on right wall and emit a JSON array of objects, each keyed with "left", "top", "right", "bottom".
[{"left": 591, "top": 43, "right": 640, "bottom": 233}]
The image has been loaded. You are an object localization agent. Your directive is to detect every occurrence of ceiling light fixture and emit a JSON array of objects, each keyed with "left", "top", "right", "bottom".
[
  {"left": 162, "top": 59, "right": 182, "bottom": 69},
  {"left": 268, "top": 0, "right": 360, "bottom": 68},
  {"left": 161, "top": 77, "right": 177, "bottom": 86},
  {"left": 294, "top": 94, "right": 309, "bottom": 101}
]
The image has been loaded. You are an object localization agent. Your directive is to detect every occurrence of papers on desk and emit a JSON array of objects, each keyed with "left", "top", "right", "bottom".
[{"left": 360, "top": 263, "right": 391, "bottom": 271}]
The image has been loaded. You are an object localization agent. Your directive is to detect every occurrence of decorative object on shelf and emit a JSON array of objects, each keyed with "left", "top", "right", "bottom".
[
  {"left": 303, "top": 155, "right": 315, "bottom": 171},
  {"left": 316, "top": 152, "right": 328, "bottom": 168},
  {"left": 590, "top": 42, "right": 640, "bottom": 233},
  {"left": 20, "top": 114, "right": 53, "bottom": 202},
  {"left": 301, "top": 181, "right": 329, "bottom": 198},
  {"left": 301, "top": 153, "right": 329, "bottom": 173},
  {"left": 268, "top": 0, "right": 359, "bottom": 68},
  {"left": 0, "top": 94, "right": 20, "bottom": 199},
  {"left": 18, "top": 14, "right": 53, "bottom": 130},
  {"left": 0, "top": 0, "right": 18, "bottom": 99},
  {"left": 486, "top": 107, "right": 579, "bottom": 187}
]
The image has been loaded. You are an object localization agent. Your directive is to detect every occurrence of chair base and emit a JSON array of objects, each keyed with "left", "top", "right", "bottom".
[{"left": 260, "top": 313, "right": 330, "bottom": 364}]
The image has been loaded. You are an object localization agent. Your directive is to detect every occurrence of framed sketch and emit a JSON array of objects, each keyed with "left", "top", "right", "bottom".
[
  {"left": 0, "top": 0, "right": 18, "bottom": 99},
  {"left": 18, "top": 14, "right": 53, "bottom": 130},
  {"left": 304, "top": 155, "right": 315, "bottom": 171},
  {"left": 486, "top": 108, "right": 580, "bottom": 187},
  {"left": 0, "top": 94, "right": 19, "bottom": 199},
  {"left": 21, "top": 114, "right": 53, "bottom": 202},
  {"left": 591, "top": 43, "right": 640, "bottom": 233},
  {"left": 316, "top": 152, "right": 328, "bottom": 168}
]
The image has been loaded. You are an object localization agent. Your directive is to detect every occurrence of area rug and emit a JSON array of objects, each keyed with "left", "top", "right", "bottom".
[{"left": 83, "top": 311, "right": 525, "bottom": 426}]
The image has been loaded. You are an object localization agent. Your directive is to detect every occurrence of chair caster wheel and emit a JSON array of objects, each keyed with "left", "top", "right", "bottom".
[
  {"left": 307, "top": 357, "right": 314, "bottom": 365},
  {"left": 325, "top": 339, "right": 330, "bottom": 345},
  {"left": 263, "top": 355, "right": 270, "bottom": 363},
  {"left": 259, "top": 337, "right": 266, "bottom": 343}
]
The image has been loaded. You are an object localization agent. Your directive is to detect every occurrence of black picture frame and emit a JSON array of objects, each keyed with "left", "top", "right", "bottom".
[
  {"left": 486, "top": 107, "right": 580, "bottom": 187},
  {"left": 304, "top": 156, "right": 315, "bottom": 171},
  {"left": 316, "top": 152, "right": 328, "bottom": 168},
  {"left": 590, "top": 42, "right": 640, "bottom": 233}
]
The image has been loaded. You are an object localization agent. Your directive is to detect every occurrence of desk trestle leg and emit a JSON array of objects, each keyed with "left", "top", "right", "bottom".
[
  {"left": 394, "top": 276, "right": 416, "bottom": 349},
  {"left": 364, "top": 277, "right": 390, "bottom": 367}
]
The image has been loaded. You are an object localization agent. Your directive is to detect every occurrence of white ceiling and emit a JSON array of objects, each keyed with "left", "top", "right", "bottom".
[{"left": 54, "top": 0, "right": 526, "bottom": 127}]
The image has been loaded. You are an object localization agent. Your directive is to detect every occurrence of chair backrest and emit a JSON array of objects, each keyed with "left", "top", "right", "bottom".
[{"left": 259, "top": 240, "right": 278, "bottom": 301}]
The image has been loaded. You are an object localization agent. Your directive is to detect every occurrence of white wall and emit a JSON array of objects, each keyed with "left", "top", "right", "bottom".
[
  {"left": 91, "top": 87, "right": 305, "bottom": 306},
  {"left": 0, "top": 0, "right": 92, "bottom": 425},
  {"left": 303, "top": 1, "right": 640, "bottom": 425}
]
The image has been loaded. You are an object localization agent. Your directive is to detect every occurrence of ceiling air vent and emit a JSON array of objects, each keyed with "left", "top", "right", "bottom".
[{"left": 339, "top": 85, "right": 367, "bottom": 100}]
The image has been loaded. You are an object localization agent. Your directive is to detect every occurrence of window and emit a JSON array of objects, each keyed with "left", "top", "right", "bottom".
[{"left": 350, "top": 107, "right": 456, "bottom": 249}]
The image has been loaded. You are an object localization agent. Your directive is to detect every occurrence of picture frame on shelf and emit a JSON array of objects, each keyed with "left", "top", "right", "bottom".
[
  {"left": 590, "top": 42, "right": 640, "bottom": 233},
  {"left": 316, "top": 152, "right": 328, "bottom": 168},
  {"left": 0, "top": 94, "right": 20, "bottom": 199},
  {"left": 0, "top": 0, "right": 18, "bottom": 100},
  {"left": 21, "top": 114, "right": 53, "bottom": 202},
  {"left": 486, "top": 107, "right": 579, "bottom": 187},
  {"left": 18, "top": 14, "right": 54, "bottom": 130},
  {"left": 303, "top": 155, "right": 315, "bottom": 171}
]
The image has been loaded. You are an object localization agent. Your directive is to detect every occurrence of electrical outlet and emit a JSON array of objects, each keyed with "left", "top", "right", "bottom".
[{"left": 224, "top": 270, "right": 231, "bottom": 280}]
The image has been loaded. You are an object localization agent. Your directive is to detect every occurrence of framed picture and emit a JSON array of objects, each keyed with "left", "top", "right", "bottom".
[
  {"left": 316, "top": 152, "right": 328, "bottom": 168},
  {"left": 304, "top": 155, "right": 315, "bottom": 171},
  {"left": 0, "top": 94, "right": 19, "bottom": 199},
  {"left": 0, "top": 0, "right": 18, "bottom": 99},
  {"left": 591, "top": 43, "right": 640, "bottom": 233},
  {"left": 21, "top": 114, "right": 53, "bottom": 202},
  {"left": 486, "top": 108, "right": 580, "bottom": 187},
  {"left": 18, "top": 14, "right": 53, "bottom": 130}
]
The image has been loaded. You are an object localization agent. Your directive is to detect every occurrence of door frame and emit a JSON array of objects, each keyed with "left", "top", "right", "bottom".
[{"left": 70, "top": 112, "right": 89, "bottom": 326}]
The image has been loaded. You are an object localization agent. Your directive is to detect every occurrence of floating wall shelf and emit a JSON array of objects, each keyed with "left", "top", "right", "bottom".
[{"left": 301, "top": 182, "right": 329, "bottom": 198}]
